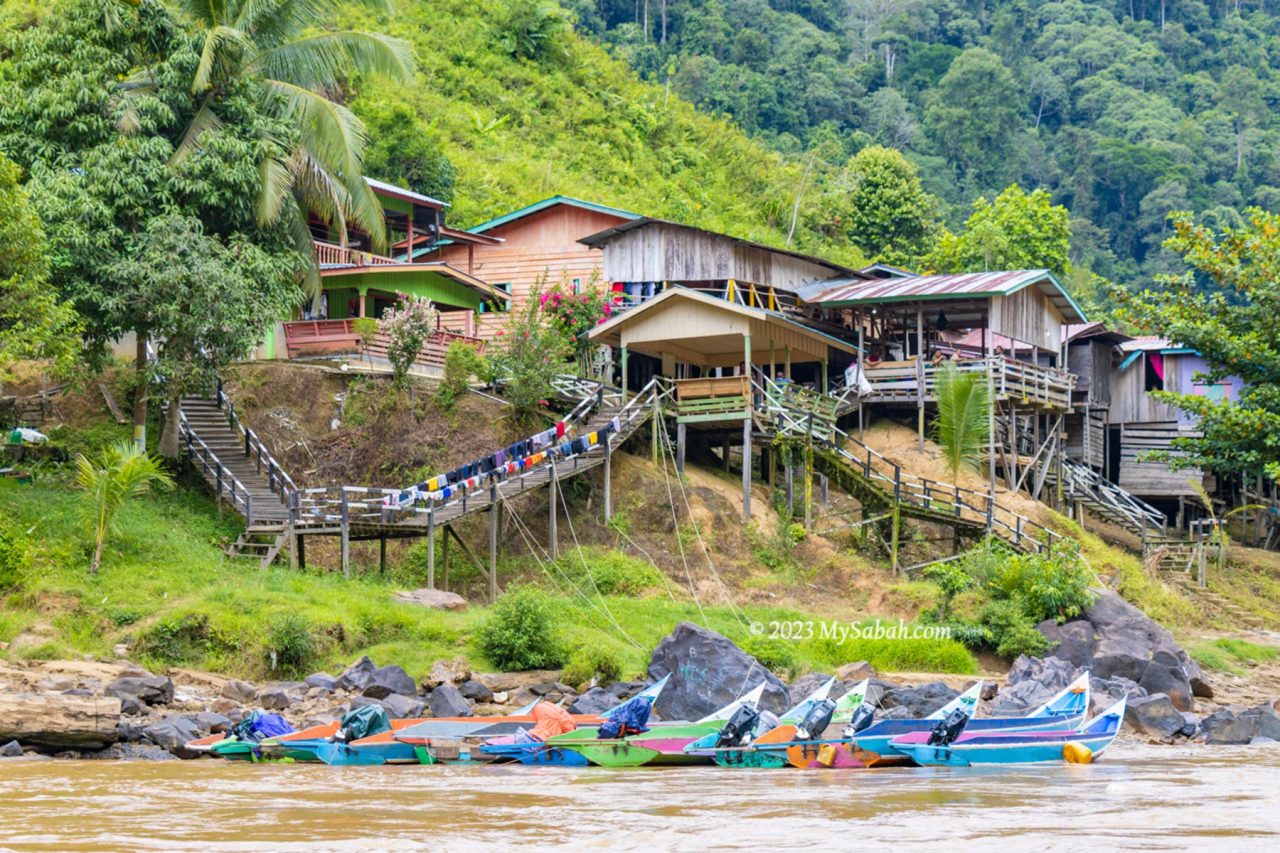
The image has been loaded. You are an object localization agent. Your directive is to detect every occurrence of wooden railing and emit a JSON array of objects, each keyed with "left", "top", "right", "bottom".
[
  {"left": 210, "top": 382, "right": 299, "bottom": 519},
  {"left": 282, "top": 320, "right": 484, "bottom": 370},
  {"left": 177, "top": 410, "right": 258, "bottom": 526},
  {"left": 858, "top": 357, "right": 1074, "bottom": 409},
  {"left": 313, "top": 240, "right": 399, "bottom": 267}
]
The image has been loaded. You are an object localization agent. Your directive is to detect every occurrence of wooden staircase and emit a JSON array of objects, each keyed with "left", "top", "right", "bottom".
[{"left": 177, "top": 395, "right": 294, "bottom": 567}]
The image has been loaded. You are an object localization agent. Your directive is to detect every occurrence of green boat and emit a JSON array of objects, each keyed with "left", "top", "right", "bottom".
[
  {"left": 702, "top": 677, "right": 851, "bottom": 769},
  {"left": 554, "top": 683, "right": 768, "bottom": 768}
]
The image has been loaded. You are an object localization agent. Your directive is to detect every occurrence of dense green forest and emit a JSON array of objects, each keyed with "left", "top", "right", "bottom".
[{"left": 568, "top": 0, "right": 1280, "bottom": 287}]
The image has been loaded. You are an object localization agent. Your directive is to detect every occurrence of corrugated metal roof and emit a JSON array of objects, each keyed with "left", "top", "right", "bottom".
[
  {"left": 1119, "top": 336, "right": 1197, "bottom": 354},
  {"left": 365, "top": 177, "right": 446, "bottom": 208},
  {"left": 795, "top": 269, "right": 1088, "bottom": 323},
  {"left": 578, "top": 217, "right": 862, "bottom": 276}
]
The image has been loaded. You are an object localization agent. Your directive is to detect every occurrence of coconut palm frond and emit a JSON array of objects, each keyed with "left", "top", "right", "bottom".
[
  {"left": 933, "top": 363, "right": 990, "bottom": 481},
  {"left": 193, "top": 24, "right": 253, "bottom": 94},
  {"left": 254, "top": 31, "right": 415, "bottom": 91},
  {"left": 169, "top": 97, "right": 224, "bottom": 165}
]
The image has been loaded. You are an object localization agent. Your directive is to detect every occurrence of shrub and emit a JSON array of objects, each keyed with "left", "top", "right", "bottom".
[
  {"left": 489, "top": 278, "right": 572, "bottom": 423},
  {"left": 978, "top": 598, "right": 1051, "bottom": 659},
  {"left": 561, "top": 643, "right": 624, "bottom": 687},
  {"left": 135, "top": 613, "right": 231, "bottom": 666},
  {"left": 923, "top": 560, "right": 972, "bottom": 621},
  {"left": 436, "top": 341, "right": 487, "bottom": 412},
  {"left": 559, "top": 547, "right": 664, "bottom": 596},
  {"left": 0, "top": 520, "right": 30, "bottom": 591},
  {"left": 478, "top": 587, "right": 565, "bottom": 671},
  {"left": 381, "top": 295, "right": 438, "bottom": 387},
  {"left": 740, "top": 634, "right": 797, "bottom": 675},
  {"left": 266, "top": 612, "right": 315, "bottom": 674}
]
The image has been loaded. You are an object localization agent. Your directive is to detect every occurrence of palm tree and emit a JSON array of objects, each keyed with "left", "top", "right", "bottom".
[
  {"left": 161, "top": 0, "right": 415, "bottom": 265},
  {"left": 933, "top": 362, "right": 990, "bottom": 481},
  {"left": 76, "top": 440, "right": 174, "bottom": 574}
]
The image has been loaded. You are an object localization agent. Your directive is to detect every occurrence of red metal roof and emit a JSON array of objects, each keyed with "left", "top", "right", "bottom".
[{"left": 798, "top": 270, "right": 1049, "bottom": 303}]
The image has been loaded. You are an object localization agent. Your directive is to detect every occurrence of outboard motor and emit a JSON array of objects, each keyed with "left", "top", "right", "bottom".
[
  {"left": 841, "top": 704, "right": 876, "bottom": 739},
  {"left": 795, "top": 698, "right": 838, "bottom": 741},
  {"left": 753, "top": 709, "right": 780, "bottom": 738},
  {"left": 926, "top": 707, "right": 970, "bottom": 747},
  {"left": 714, "top": 705, "right": 762, "bottom": 748}
]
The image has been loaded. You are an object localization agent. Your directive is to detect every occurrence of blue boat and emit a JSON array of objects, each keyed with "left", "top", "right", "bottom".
[
  {"left": 891, "top": 697, "right": 1126, "bottom": 767},
  {"left": 480, "top": 676, "right": 670, "bottom": 766}
]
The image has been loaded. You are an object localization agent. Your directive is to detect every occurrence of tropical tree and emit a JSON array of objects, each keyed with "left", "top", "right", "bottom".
[
  {"left": 1108, "top": 208, "right": 1280, "bottom": 482},
  {"left": 0, "top": 153, "right": 79, "bottom": 398},
  {"left": 933, "top": 363, "right": 990, "bottom": 481},
  {"left": 158, "top": 0, "right": 416, "bottom": 265},
  {"left": 76, "top": 440, "right": 174, "bottom": 574},
  {"left": 841, "top": 145, "right": 938, "bottom": 266},
  {"left": 927, "top": 185, "right": 1072, "bottom": 278}
]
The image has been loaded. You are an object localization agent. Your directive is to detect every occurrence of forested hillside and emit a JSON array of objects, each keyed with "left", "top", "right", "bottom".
[{"left": 575, "top": 0, "right": 1280, "bottom": 287}]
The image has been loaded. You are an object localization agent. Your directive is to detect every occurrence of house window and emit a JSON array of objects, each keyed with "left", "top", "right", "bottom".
[
  {"left": 481, "top": 282, "right": 512, "bottom": 314},
  {"left": 1144, "top": 354, "right": 1165, "bottom": 392},
  {"left": 572, "top": 278, "right": 581, "bottom": 294}
]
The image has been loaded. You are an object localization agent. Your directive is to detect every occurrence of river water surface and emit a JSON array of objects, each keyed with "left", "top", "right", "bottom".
[{"left": 1, "top": 743, "right": 1278, "bottom": 851}]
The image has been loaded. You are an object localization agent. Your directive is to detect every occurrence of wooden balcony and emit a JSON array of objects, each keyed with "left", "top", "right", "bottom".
[
  {"left": 282, "top": 320, "right": 484, "bottom": 370},
  {"left": 313, "top": 240, "right": 400, "bottom": 268},
  {"left": 860, "top": 356, "right": 1075, "bottom": 410},
  {"left": 672, "top": 375, "right": 751, "bottom": 423}
]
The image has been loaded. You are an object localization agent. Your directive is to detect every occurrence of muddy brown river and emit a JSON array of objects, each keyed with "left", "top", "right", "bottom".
[{"left": 0, "top": 743, "right": 1277, "bottom": 851}]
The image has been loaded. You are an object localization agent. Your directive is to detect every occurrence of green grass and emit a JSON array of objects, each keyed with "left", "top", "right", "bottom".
[
  {"left": 1189, "top": 638, "right": 1280, "bottom": 675},
  {"left": 1, "top": 477, "right": 977, "bottom": 681}
]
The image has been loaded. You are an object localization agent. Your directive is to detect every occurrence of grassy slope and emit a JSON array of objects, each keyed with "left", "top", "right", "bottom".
[
  {"left": 342, "top": 0, "right": 864, "bottom": 265},
  {"left": 0, "top": 475, "right": 976, "bottom": 682}
]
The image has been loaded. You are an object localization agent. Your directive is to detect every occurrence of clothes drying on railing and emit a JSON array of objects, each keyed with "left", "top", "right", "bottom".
[{"left": 384, "top": 416, "right": 624, "bottom": 508}]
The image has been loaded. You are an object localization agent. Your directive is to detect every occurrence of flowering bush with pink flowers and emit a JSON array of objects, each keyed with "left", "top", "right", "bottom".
[
  {"left": 490, "top": 277, "right": 573, "bottom": 423},
  {"left": 538, "top": 275, "right": 611, "bottom": 363}
]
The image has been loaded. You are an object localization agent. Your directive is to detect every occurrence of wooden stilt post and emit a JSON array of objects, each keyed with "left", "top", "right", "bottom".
[
  {"left": 426, "top": 510, "right": 436, "bottom": 589},
  {"left": 379, "top": 537, "right": 387, "bottom": 575},
  {"left": 890, "top": 504, "right": 902, "bottom": 574},
  {"left": 340, "top": 490, "right": 350, "bottom": 579},
  {"left": 985, "top": 314, "right": 997, "bottom": 495},
  {"left": 603, "top": 439, "right": 612, "bottom": 523},
  {"left": 857, "top": 320, "right": 866, "bottom": 440},
  {"left": 722, "top": 434, "right": 731, "bottom": 471},
  {"left": 1009, "top": 402, "right": 1018, "bottom": 490},
  {"left": 548, "top": 465, "right": 559, "bottom": 559},
  {"left": 620, "top": 345, "right": 628, "bottom": 398},
  {"left": 676, "top": 421, "right": 686, "bottom": 474},
  {"left": 297, "top": 534, "right": 305, "bottom": 570},
  {"left": 442, "top": 527, "right": 450, "bottom": 592},
  {"left": 742, "top": 417, "right": 753, "bottom": 523},
  {"left": 288, "top": 526, "right": 298, "bottom": 570},
  {"left": 489, "top": 481, "right": 499, "bottom": 603},
  {"left": 916, "top": 305, "right": 925, "bottom": 451}
]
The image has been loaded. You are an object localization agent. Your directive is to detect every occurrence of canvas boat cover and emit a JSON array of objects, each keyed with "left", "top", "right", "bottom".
[
  {"left": 597, "top": 696, "right": 653, "bottom": 739},
  {"left": 231, "top": 711, "right": 294, "bottom": 744},
  {"left": 335, "top": 704, "right": 391, "bottom": 742}
]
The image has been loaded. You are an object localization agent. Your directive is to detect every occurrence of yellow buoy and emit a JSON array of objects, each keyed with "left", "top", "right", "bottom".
[{"left": 1062, "top": 741, "right": 1093, "bottom": 764}]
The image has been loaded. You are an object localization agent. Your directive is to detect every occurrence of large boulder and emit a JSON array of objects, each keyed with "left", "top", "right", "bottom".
[
  {"left": 304, "top": 673, "right": 337, "bottom": 692},
  {"left": 1201, "top": 703, "right": 1280, "bottom": 745},
  {"left": 378, "top": 693, "right": 426, "bottom": 720},
  {"left": 0, "top": 740, "right": 23, "bottom": 758},
  {"left": 336, "top": 656, "right": 378, "bottom": 693},
  {"left": 0, "top": 694, "right": 121, "bottom": 750},
  {"left": 789, "top": 672, "right": 836, "bottom": 703},
  {"left": 567, "top": 687, "right": 622, "bottom": 716},
  {"left": 605, "top": 681, "right": 647, "bottom": 700},
  {"left": 1035, "top": 620, "right": 1096, "bottom": 668},
  {"left": 424, "top": 659, "right": 471, "bottom": 690},
  {"left": 85, "top": 742, "right": 178, "bottom": 761},
  {"left": 836, "top": 661, "right": 876, "bottom": 682},
  {"left": 458, "top": 680, "right": 494, "bottom": 704},
  {"left": 646, "top": 623, "right": 790, "bottom": 720},
  {"left": 221, "top": 680, "right": 257, "bottom": 704},
  {"left": 362, "top": 666, "right": 416, "bottom": 700},
  {"left": 1090, "top": 675, "right": 1147, "bottom": 714},
  {"left": 104, "top": 675, "right": 174, "bottom": 709},
  {"left": 142, "top": 715, "right": 203, "bottom": 758},
  {"left": 1038, "top": 591, "right": 1199, "bottom": 709},
  {"left": 1125, "top": 694, "right": 1194, "bottom": 739},
  {"left": 991, "top": 656, "right": 1083, "bottom": 715},
  {"left": 428, "top": 684, "right": 473, "bottom": 718},
  {"left": 879, "top": 682, "right": 960, "bottom": 718},
  {"left": 393, "top": 589, "right": 468, "bottom": 611}
]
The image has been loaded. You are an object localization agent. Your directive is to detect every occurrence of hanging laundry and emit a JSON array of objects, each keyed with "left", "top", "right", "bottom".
[{"left": 555, "top": 421, "right": 567, "bottom": 439}]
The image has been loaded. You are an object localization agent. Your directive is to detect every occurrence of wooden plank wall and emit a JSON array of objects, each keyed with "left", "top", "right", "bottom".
[
  {"left": 1117, "top": 421, "right": 1203, "bottom": 496},
  {"left": 599, "top": 223, "right": 837, "bottom": 292},
  {"left": 1067, "top": 340, "right": 1113, "bottom": 404},
  {"left": 1064, "top": 410, "right": 1105, "bottom": 469},
  {"left": 989, "top": 285, "right": 1064, "bottom": 353},
  {"left": 1110, "top": 352, "right": 1188, "bottom": 424},
  {"left": 427, "top": 204, "right": 630, "bottom": 340}
]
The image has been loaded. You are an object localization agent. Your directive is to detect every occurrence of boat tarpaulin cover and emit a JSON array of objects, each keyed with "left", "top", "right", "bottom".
[
  {"left": 231, "top": 711, "right": 294, "bottom": 743},
  {"left": 597, "top": 696, "right": 652, "bottom": 739},
  {"left": 336, "top": 704, "right": 391, "bottom": 742}
]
